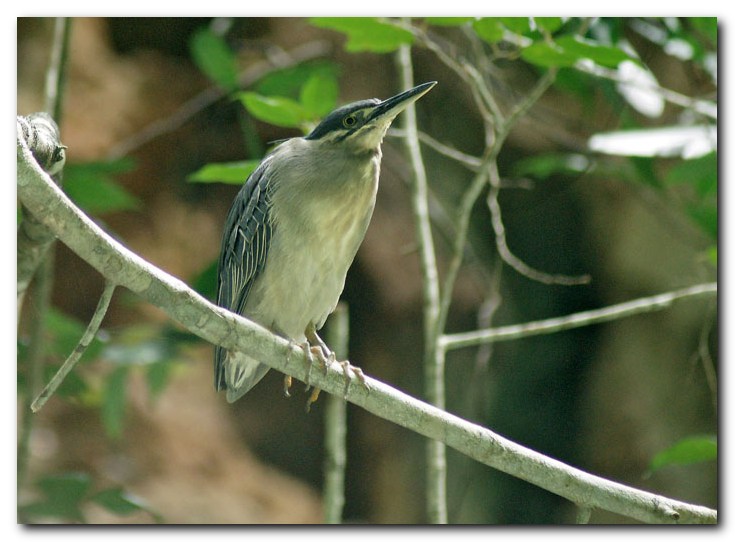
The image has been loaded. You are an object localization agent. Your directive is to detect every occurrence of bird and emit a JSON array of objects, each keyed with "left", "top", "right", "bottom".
[{"left": 214, "top": 81, "right": 437, "bottom": 404}]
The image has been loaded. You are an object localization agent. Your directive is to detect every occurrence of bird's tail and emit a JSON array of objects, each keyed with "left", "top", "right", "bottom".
[{"left": 214, "top": 347, "right": 270, "bottom": 403}]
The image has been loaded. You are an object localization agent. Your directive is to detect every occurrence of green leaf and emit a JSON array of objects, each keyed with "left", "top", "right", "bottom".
[
  {"left": 426, "top": 17, "right": 475, "bottom": 27},
  {"left": 521, "top": 41, "right": 579, "bottom": 68},
  {"left": 555, "top": 35, "right": 634, "bottom": 68},
  {"left": 64, "top": 158, "right": 140, "bottom": 214},
  {"left": 187, "top": 160, "right": 261, "bottom": 185},
  {"left": 300, "top": 73, "right": 339, "bottom": 118},
  {"left": 189, "top": 27, "right": 238, "bottom": 91},
  {"left": 534, "top": 17, "right": 564, "bottom": 34},
  {"left": 499, "top": 17, "right": 531, "bottom": 35},
  {"left": 91, "top": 487, "right": 151, "bottom": 517},
  {"left": 192, "top": 259, "right": 218, "bottom": 300},
  {"left": 146, "top": 360, "right": 173, "bottom": 401},
  {"left": 665, "top": 151, "right": 717, "bottom": 197},
  {"left": 310, "top": 17, "right": 414, "bottom": 53},
  {"left": 102, "top": 365, "right": 128, "bottom": 440},
  {"left": 237, "top": 92, "right": 307, "bottom": 128},
  {"left": 687, "top": 201, "right": 717, "bottom": 239},
  {"left": 254, "top": 60, "right": 339, "bottom": 98},
  {"left": 689, "top": 17, "right": 717, "bottom": 48},
  {"left": 21, "top": 473, "right": 92, "bottom": 522},
  {"left": 65, "top": 177, "right": 141, "bottom": 215},
  {"left": 707, "top": 246, "right": 717, "bottom": 266},
  {"left": 649, "top": 435, "right": 717, "bottom": 473},
  {"left": 473, "top": 18, "right": 506, "bottom": 44}
]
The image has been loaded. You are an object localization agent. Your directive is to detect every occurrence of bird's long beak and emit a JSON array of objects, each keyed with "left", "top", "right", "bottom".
[{"left": 369, "top": 81, "right": 437, "bottom": 123}]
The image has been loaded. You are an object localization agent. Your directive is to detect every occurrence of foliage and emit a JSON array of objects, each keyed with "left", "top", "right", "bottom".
[
  {"left": 19, "top": 472, "right": 161, "bottom": 523},
  {"left": 63, "top": 158, "right": 140, "bottom": 214},
  {"left": 310, "top": 17, "right": 414, "bottom": 52},
  {"left": 187, "top": 160, "right": 260, "bottom": 185},
  {"left": 647, "top": 435, "right": 717, "bottom": 476},
  {"left": 189, "top": 27, "right": 239, "bottom": 91}
]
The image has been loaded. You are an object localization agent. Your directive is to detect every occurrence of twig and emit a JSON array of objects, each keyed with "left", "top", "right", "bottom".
[
  {"left": 43, "top": 17, "right": 71, "bottom": 123},
  {"left": 31, "top": 281, "right": 116, "bottom": 413},
  {"left": 440, "top": 282, "right": 717, "bottom": 351},
  {"left": 486, "top": 161, "right": 591, "bottom": 286},
  {"left": 323, "top": 303, "right": 349, "bottom": 524},
  {"left": 434, "top": 155, "right": 492, "bottom": 340},
  {"left": 575, "top": 61, "right": 717, "bottom": 120},
  {"left": 397, "top": 42, "right": 446, "bottom": 523},
  {"left": 16, "top": 132, "right": 717, "bottom": 524},
  {"left": 388, "top": 127, "right": 483, "bottom": 170},
  {"left": 694, "top": 313, "right": 718, "bottom": 413},
  {"left": 17, "top": 238, "right": 54, "bottom": 491},
  {"left": 576, "top": 506, "right": 593, "bottom": 524}
]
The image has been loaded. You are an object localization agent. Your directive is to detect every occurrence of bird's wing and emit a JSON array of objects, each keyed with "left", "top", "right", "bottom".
[{"left": 214, "top": 159, "right": 273, "bottom": 391}]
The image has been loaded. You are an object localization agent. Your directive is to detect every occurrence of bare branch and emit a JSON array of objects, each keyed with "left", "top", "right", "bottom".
[
  {"left": 440, "top": 282, "right": 717, "bottom": 351},
  {"left": 396, "top": 42, "right": 446, "bottom": 524},
  {"left": 31, "top": 281, "right": 116, "bottom": 412},
  {"left": 323, "top": 303, "right": 349, "bottom": 524},
  {"left": 486, "top": 162, "right": 592, "bottom": 286},
  {"left": 17, "top": 123, "right": 717, "bottom": 525},
  {"left": 388, "top": 128, "right": 483, "bottom": 170}
]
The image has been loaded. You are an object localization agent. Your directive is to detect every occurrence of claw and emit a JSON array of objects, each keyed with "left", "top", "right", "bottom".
[
  {"left": 283, "top": 374, "right": 292, "bottom": 397},
  {"left": 301, "top": 341, "right": 315, "bottom": 388},
  {"left": 305, "top": 387, "right": 321, "bottom": 413},
  {"left": 339, "top": 360, "right": 366, "bottom": 398}
]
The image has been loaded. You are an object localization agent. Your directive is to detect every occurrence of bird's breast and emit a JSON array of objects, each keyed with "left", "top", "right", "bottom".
[{"left": 244, "top": 154, "right": 380, "bottom": 339}]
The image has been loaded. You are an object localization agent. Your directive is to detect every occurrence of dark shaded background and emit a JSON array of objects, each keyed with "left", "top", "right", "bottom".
[{"left": 17, "top": 17, "right": 717, "bottom": 524}]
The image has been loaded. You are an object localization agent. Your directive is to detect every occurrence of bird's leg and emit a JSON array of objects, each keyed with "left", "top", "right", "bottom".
[
  {"left": 305, "top": 387, "right": 321, "bottom": 413},
  {"left": 338, "top": 360, "right": 366, "bottom": 398},
  {"left": 300, "top": 324, "right": 338, "bottom": 411},
  {"left": 305, "top": 324, "right": 336, "bottom": 373}
]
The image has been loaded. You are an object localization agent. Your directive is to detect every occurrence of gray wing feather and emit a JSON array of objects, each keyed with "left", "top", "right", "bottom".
[{"left": 214, "top": 160, "right": 273, "bottom": 391}]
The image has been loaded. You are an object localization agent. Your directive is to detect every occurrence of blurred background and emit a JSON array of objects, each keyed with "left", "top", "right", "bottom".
[{"left": 17, "top": 17, "right": 717, "bottom": 524}]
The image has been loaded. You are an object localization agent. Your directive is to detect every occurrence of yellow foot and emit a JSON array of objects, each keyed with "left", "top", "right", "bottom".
[
  {"left": 305, "top": 387, "right": 321, "bottom": 413},
  {"left": 283, "top": 374, "right": 293, "bottom": 397}
]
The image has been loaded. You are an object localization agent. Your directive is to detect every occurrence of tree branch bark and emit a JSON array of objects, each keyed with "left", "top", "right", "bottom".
[{"left": 17, "top": 124, "right": 717, "bottom": 524}]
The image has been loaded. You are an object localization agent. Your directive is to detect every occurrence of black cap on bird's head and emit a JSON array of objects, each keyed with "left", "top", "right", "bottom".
[{"left": 305, "top": 81, "right": 437, "bottom": 149}]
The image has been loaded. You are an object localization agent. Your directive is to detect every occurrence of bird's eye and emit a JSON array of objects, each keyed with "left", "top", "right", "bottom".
[{"left": 342, "top": 115, "right": 357, "bottom": 128}]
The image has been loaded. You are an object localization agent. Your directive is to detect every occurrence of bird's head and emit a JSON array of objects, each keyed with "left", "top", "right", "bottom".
[{"left": 305, "top": 81, "right": 436, "bottom": 154}]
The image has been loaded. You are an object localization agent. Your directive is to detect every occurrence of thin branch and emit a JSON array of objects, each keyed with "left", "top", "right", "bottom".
[
  {"left": 440, "top": 282, "right": 717, "bottom": 351},
  {"left": 323, "top": 303, "right": 349, "bottom": 524},
  {"left": 576, "top": 506, "right": 593, "bottom": 524},
  {"left": 397, "top": 42, "right": 446, "bottom": 524},
  {"left": 487, "top": 161, "right": 592, "bottom": 286},
  {"left": 575, "top": 61, "right": 717, "bottom": 120},
  {"left": 43, "top": 17, "right": 71, "bottom": 123},
  {"left": 388, "top": 128, "right": 483, "bottom": 170},
  {"left": 435, "top": 155, "right": 491, "bottom": 337},
  {"left": 17, "top": 238, "right": 54, "bottom": 491},
  {"left": 31, "top": 281, "right": 117, "bottom": 413},
  {"left": 694, "top": 314, "right": 717, "bottom": 413},
  {"left": 17, "top": 129, "right": 717, "bottom": 525}
]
